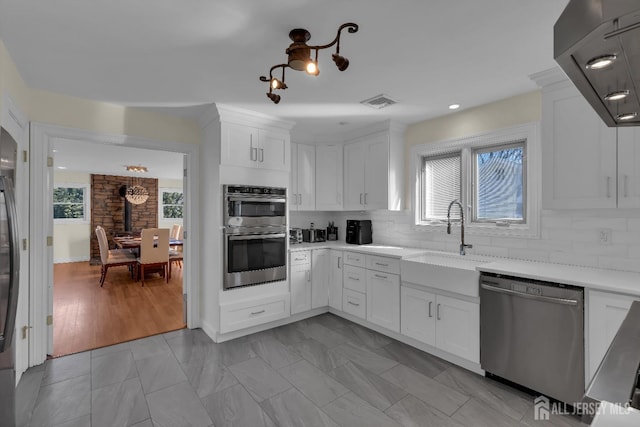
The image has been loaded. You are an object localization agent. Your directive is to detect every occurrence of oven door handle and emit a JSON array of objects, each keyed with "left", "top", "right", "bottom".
[
  {"left": 227, "top": 196, "right": 286, "bottom": 204},
  {"left": 480, "top": 283, "right": 579, "bottom": 306},
  {"left": 228, "top": 233, "right": 286, "bottom": 241}
]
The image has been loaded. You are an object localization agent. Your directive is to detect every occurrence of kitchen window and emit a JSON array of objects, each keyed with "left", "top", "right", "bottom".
[
  {"left": 412, "top": 123, "right": 539, "bottom": 237},
  {"left": 53, "top": 184, "right": 89, "bottom": 223},
  {"left": 159, "top": 188, "right": 183, "bottom": 220}
]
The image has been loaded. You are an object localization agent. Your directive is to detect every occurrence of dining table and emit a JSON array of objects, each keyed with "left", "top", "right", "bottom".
[{"left": 113, "top": 235, "right": 183, "bottom": 250}]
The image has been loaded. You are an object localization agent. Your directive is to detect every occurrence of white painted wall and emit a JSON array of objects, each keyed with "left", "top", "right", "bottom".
[
  {"left": 53, "top": 171, "right": 91, "bottom": 263},
  {"left": 158, "top": 178, "right": 184, "bottom": 231}
]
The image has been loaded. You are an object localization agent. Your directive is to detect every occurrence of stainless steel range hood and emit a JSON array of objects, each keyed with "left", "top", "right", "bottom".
[{"left": 554, "top": 0, "right": 640, "bottom": 127}]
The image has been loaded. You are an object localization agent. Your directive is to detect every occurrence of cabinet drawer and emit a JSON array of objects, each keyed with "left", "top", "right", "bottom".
[
  {"left": 290, "top": 250, "right": 311, "bottom": 266},
  {"left": 343, "top": 289, "right": 366, "bottom": 319},
  {"left": 366, "top": 255, "right": 400, "bottom": 275},
  {"left": 220, "top": 294, "right": 290, "bottom": 333},
  {"left": 343, "top": 264, "right": 366, "bottom": 293},
  {"left": 344, "top": 251, "right": 366, "bottom": 267}
]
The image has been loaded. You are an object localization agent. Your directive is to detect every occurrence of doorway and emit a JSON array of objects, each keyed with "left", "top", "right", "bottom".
[{"left": 30, "top": 123, "right": 200, "bottom": 363}]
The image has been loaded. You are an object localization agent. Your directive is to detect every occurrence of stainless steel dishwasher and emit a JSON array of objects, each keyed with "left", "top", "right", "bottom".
[{"left": 480, "top": 273, "right": 584, "bottom": 405}]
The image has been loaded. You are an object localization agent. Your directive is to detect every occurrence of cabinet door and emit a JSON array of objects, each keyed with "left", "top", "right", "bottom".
[
  {"left": 366, "top": 270, "right": 400, "bottom": 332},
  {"left": 400, "top": 286, "right": 436, "bottom": 346},
  {"left": 316, "top": 144, "right": 343, "bottom": 210},
  {"left": 542, "top": 85, "right": 617, "bottom": 209},
  {"left": 296, "top": 143, "right": 316, "bottom": 210},
  {"left": 328, "top": 250, "right": 343, "bottom": 310},
  {"left": 290, "top": 263, "right": 311, "bottom": 315},
  {"left": 290, "top": 143, "right": 299, "bottom": 210},
  {"left": 343, "top": 142, "right": 366, "bottom": 210},
  {"left": 587, "top": 290, "right": 639, "bottom": 382},
  {"left": 434, "top": 295, "right": 479, "bottom": 363},
  {"left": 220, "top": 122, "right": 259, "bottom": 168},
  {"left": 311, "top": 249, "right": 329, "bottom": 309},
  {"left": 617, "top": 127, "right": 640, "bottom": 208},
  {"left": 363, "top": 134, "right": 389, "bottom": 209},
  {"left": 259, "top": 129, "right": 290, "bottom": 171}
]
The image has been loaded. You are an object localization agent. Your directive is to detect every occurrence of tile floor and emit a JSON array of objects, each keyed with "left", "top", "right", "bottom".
[{"left": 16, "top": 313, "right": 587, "bottom": 427}]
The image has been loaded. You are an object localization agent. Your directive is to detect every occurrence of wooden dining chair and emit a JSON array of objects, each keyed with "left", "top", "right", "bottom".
[
  {"left": 137, "top": 228, "right": 170, "bottom": 286},
  {"left": 95, "top": 226, "right": 137, "bottom": 287}
]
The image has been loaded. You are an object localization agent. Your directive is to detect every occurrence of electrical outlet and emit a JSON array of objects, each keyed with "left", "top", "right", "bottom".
[{"left": 598, "top": 228, "right": 612, "bottom": 245}]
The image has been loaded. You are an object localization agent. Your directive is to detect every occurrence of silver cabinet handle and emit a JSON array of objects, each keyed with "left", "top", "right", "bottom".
[
  {"left": 337, "top": 257, "right": 342, "bottom": 269},
  {"left": 436, "top": 303, "right": 441, "bottom": 320},
  {"left": 259, "top": 148, "right": 264, "bottom": 163},
  {"left": 0, "top": 176, "right": 20, "bottom": 352},
  {"left": 347, "top": 276, "right": 360, "bottom": 281},
  {"left": 250, "top": 309, "right": 265, "bottom": 315},
  {"left": 251, "top": 147, "right": 258, "bottom": 161},
  {"left": 428, "top": 301, "right": 432, "bottom": 318},
  {"left": 359, "top": 193, "right": 363, "bottom": 205},
  {"left": 374, "top": 273, "right": 388, "bottom": 279},
  {"left": 348, "top": 301, "right": 360, "bottom": 307},
  {"left": 364, "top": 193, "right": 368, "bottom": 205},
  {"left": 606, "top": 176, "right": 612, "bottom": 198},
  {"left": 480, "top": 283, "right": 579, "bottom": 306},
  {"left": 624, "top": 174, "right": 629, "bottom": 198},
  {"left": 374, "top": 262, "right": 388, "bottom": 267},
  {"left": 306, "top": 270, "right": 311, "bottom": 282},
  {"left": 294, "top": 257, "right": 305, "bottom": 261}
]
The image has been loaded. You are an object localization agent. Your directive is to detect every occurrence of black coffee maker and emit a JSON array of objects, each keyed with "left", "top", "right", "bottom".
[{"left": 346, "top": 220, "right": 372, "bottom": 245}]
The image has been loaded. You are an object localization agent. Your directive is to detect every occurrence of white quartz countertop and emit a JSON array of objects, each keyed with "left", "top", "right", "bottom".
[
  {"left": 288, "top": 242, "right": 428, "bottom": 259},
  {"left": 477, "top": 259, "right": 640, "bottom": 297}
]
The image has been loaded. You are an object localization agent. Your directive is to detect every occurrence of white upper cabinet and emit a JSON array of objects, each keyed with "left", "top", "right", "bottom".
[
  {"left": 315, "top": 144, "right": 343, "bottom": 210},
  {"left": 259, "top": 129, "right": 291, "bottom": 171},
  {"left": 617, "top": 127, "right": 640, "bottom": 208},
  {"left": 290, "top": 143, "right": 316, "bottom": 210},
  {"left": 541, "top": 83, "right": 617, "bottom": 209},
  {"left": 344, "top": 141, "right": 367, "bottom": 209}
]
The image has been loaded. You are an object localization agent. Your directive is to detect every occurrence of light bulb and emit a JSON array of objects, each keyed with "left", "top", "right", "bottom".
[{"left": 306, "top": 61, "right": 319, "bottom": 76}]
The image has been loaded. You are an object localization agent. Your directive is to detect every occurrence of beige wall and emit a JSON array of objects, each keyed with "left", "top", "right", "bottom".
[
  {"left": 53, "top": 171, "right": 91, "bottom": 263},
  {"left": 404, "top": 91, "right": 541, "bottom": 204},
  {"left": 0, "top": 40, "right": 30, "bottom": 122}
]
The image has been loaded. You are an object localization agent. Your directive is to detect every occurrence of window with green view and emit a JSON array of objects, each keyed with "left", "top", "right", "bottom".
[
  {"left": 161, "top": 189, "right": 183, "bottom": 219},
  {"left": 53, "top": 186, "right": 87, "bottom": 221}
]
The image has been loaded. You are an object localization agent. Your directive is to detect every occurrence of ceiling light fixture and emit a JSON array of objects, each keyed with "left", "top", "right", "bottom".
[
  {"left": 449, "top": 104, "right": 460, "bottom": 110},
  {"left": 616, "top": 112, "right": 638, "bottom": 121},
  {"left": 125, "top": 185, "right": 149, "bottom": 205},
  {"left": 126, "top": 165, "right": 148, "bottom": 173},
  {"left": 604, "top": 90, "right": 630, "bottom": 101},
  {"left": 585, "top": 54, "right": 617, "bottom": 70},
  {"left": 260, "top": 23, "right": 359, "bottom": 104}
]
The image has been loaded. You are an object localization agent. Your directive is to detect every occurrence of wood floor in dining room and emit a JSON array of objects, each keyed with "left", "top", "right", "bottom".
[{"left": 52, "top": 261, "right": 185, "bottom": 358}]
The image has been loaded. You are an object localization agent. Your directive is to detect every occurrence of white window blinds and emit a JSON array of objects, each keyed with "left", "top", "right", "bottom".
[{"left": 421, "top": 153, "right": 461, "bottom": 221}]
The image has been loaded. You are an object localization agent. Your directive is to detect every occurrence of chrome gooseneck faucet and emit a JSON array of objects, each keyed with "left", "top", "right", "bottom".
[{"left": 447, "top": 199, "right": 473, "bottom": 256}]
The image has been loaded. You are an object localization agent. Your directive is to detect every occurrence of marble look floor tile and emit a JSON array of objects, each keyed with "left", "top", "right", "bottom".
[
  {"left": 337, "top": 323, "right": 393, "bottom": 350},
  {"left": 15, "top": 366, "right": 45, "bottom": 427},
  {"left": 287, "top": 338, "right": 350, "bottom": 372},
  {"left": 53, "top": 414, "right": 91, "bottom": 427},
  {"left": 30, "top": 375, "right": 91, "bottom": 427},
  {"left": 136, "top": 352, "right": 188, "bottom": 394},
  {"left": 201, "top": 383, "right": 276, "bottom": 427},
  {"left": 385, "top": 394, "right": 466, "bottom": 427},
  {"left": 310, "top": 313, "right": 354, "bottom": 330},
  {"left": 433, "top": 366, "right": 531, "bottom": 421},
  {"left": 91, "top": 377, "right": 149, "bottom": 427},
  {"left": 380, "top": 364, "right": 468, "bottom": 416},
  {"left": 380, "top": 340, "right": 451, "bottom": 378},
  {"left": 161, "top": 327, "right": 191, "bottom": 340},
  {"left": 301, "top": 323, "right": 349, "bottom": 348},
  {"left": 260, "top": 387, "right": 340, "bottom": 427},
  {"left": 166, "top": 331, "right": 215, "bottom": 364},
  {"left": 271, "top": 322, "right": 309, "bottom": 345},
  {"left": 279, "top": 359, "right": 350, "bottom": 407},
  {"left": 181, "top": 355, "right": 238, "bottom": 398},
  {"left": 91, "top": 341, "right": 131, "bottom": 358},
  {"left": 228, "top": 357, "right": 292, "bottom": 402},
  {"left": 329, "top": 362, "right": 407, "bottom": 411},
  {"left": 329, "top": 342, "right": 398, "bottom": 374},
  {"left": 451, "top": 397, "right": 522, "bottom": 427},
  {"left": 91, "top": 349, "right": 138, "bottom": 390},
  {"left": 196, "top": 339, "right": 257, "bottom": 367},
  {"left": 251, "top": 335, "right": 302, "bottom": 370},
  {"left": 41, "top": 352, "right": 90, "bottom": 385},
  {"left": 129, "top": 335, "right": 172, "bottom": 361},
  {"left": 322, "top": 392, "right": 403, "bottom": 427},
  {"left": 243, "top": 328, "right": 277, "bottom": 343},
  {"left": 146, "top": 381, "right": 213, "bottom": 427},
  {"left": 520, "top": 403, "right": 588, "bottom": 427},
  {"left": 129, "top": 419, "right": 155, "bottom": 427}
]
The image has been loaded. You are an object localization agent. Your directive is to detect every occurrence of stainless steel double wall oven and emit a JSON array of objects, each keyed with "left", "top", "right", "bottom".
[{"left": 223, "top": 185, "right": 287, "bottom": 290}]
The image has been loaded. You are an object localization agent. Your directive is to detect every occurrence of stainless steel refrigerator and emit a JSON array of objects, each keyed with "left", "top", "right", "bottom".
[{"left": 0, "top": 127, "right": 20, "bottom": 426}]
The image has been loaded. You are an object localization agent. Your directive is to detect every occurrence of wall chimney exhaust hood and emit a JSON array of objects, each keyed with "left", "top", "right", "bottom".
[{"left": 554, "top": 0, "right": 640, "bottom": 127}]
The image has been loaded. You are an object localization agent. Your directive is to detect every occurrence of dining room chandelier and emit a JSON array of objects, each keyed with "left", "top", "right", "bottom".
[
  {"left": 260, "top": 22, "right": 359, "bottom": 104},
  {"left": 124, "top": 165, "right": 149, "bottom": 205}
]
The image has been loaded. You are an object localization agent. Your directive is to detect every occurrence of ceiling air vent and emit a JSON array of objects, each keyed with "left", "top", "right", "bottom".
[{"left": 361, "top": 94, "right": 397, "bottom": 109}]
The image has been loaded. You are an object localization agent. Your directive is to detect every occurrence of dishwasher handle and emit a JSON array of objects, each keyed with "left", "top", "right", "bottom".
[{"left": 480, "top": 282, "right": 579, "bottom": 306}]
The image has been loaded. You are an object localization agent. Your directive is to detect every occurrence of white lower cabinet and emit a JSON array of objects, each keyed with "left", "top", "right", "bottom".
[
  {"left": 343, "top": 288, "right": 366, "bottom": 319},
  {"left": 220, "top": 294, "right": 290, "bottom": 333},
  {"left": 366, "top": 269, "right": 400, "bottom": 332},
  {"left": 311, "top": 249, "right": 329, "bottom": 309},
  {"left": 290, "top": 251, "right": 311, "bottom": 315},
  {"left": 328, "top": 250, "right": 343, "bottom": 310},
  {"left": 401, "top": 285, "right": 479, "bottom": 363},
  {"left": 587, "top": 290, "right": 640, "bottom": 382}
]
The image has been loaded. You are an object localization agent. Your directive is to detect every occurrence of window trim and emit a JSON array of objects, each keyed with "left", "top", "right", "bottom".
[
  {"left": 411, "top": 123, "right": 540, "bottom": 238},
  {"left": 53, "top": 183, "right": 90, "bottom": 224},
  {"left": 158, "top": 187, "right": 184, "bottom": 220}
]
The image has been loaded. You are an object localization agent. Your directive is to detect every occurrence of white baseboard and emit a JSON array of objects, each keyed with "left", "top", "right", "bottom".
[{"left": 54, "top": 256, "right": 90, "bottom": 264}]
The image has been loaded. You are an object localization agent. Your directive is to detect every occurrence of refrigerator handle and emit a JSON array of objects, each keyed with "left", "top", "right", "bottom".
[{"left": 0, "top": 176, "right": 20, "bottom": 353}]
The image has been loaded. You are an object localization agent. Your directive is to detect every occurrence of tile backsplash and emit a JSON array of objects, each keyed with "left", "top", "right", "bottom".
[{"left": 292, "top": 209, "right": 640, "bottom": 273}]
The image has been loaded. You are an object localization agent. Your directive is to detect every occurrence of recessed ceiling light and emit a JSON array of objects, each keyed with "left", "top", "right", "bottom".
[
  {"left": 449, "top": 104, "right": 460, "bottom": 110},
  {"left": 616, "top": 112, "right": 637, "bottom": 121},
  {"left": 585, "top": 54, "right": 617, "bottom": 70},
  {"left": 57, "top": 166, "right": 67, "bottom": 170},
  {"left": 604, "top": 90, "right": 630, "bottom": 101}
]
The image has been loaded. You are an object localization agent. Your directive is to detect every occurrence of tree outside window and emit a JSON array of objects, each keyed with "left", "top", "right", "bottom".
[
  {"left": 161, "top": 190, "right": 183, "bottom": 219},
  {"left": 53, "top": 186, "right": 87, "bottom": 221}
]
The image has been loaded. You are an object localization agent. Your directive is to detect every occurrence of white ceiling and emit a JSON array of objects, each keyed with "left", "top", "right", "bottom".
[{"left": 0, "top": 0, "right": 569, "bottom": 138}]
